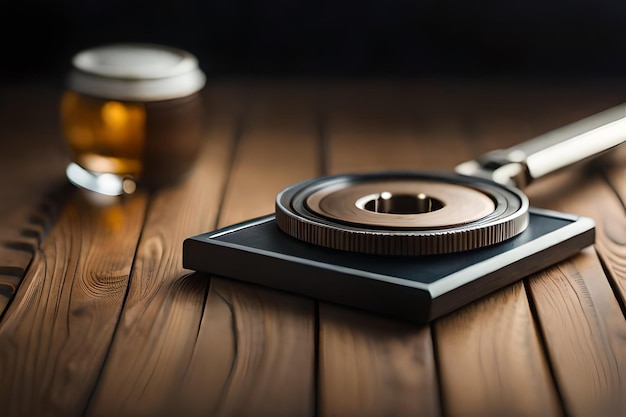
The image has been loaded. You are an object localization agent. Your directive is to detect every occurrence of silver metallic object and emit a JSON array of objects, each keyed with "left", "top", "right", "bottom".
[
  {"left": 275, "top": 172, "right": 529, "bottom": 255},
  {"left": 182, "top": 104, "right": 625, "bottom": 322},
  {"left": 455, "top": 103, "right": 626, "bottom": 188},
  {"left": 273, "top": 104, "right": 626, "bottom": 256}
]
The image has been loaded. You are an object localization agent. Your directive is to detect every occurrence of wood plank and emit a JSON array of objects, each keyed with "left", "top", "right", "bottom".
[
  {"left": 0, "top": 84, "right": 68, "bottom": 317},
  {"left": 528, "top": 249, "right": 626, "bottom": 417},
  {"left": 84, "top": 82, "right": 243, "bottom": 417},
  {"left": 0, "top": 201, "right": 62, "bottom": 318},
  {"left": 323, "top": 81, "right": 473, "bottom": 174},
  {"left": 319, "top": 82, "right": 567, "bottom": 416},
  {"left": 319, "top": 82, "right": 449, "bottom": 417},
  {"left": 0, "top": 240, "right": 37, "bottom": 315},
  {"left": 319, "top": 305, "right": 437, "bottom": 417},
  {"left": 414, "top": 85, "right": 564, "bottom": 417},
  {"left": 159, "top": 83, "right": 319, "bottom": 417},
  {"left": 218, "top": 82, "right": 323, "bottom": 227},
  {"left": 177, "top": 277, "right": 315, "bottom": 417},
  {"left": 601, "top": 154, "right": 626, "bottom": 309},
  {"left": 0, "top": 188, "right": 147, "bottom": 416},
  {"left": 2, "top": 80, "right": 622, "bottom": 417},
  {"left": 435, "top": 282, "right": 561, "bottom": 417},
  {"left": 437, "top": 87, "right": 625, "bottom": 417},
  {"left": 524, "top": 151, "right": 626, "bottom": 416}
]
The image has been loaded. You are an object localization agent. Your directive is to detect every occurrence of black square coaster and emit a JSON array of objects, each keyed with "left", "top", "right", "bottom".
[{"left": 183, "top": 208, "right": 594, "bottom": 323}]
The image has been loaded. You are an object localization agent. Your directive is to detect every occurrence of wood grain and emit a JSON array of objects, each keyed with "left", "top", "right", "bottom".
[
  {"left": 435, "top": 283, "right": 561, "bottom": 417},
  {"left": 524, "top": 150, "right": 626, "bottom": 416},
  {"left": 1, "top": 80, "right": 625, "bottom": 417},
  {"left": 601, "top": 159, "right": 626, "bottom": 310},
  {"left": 0, "top": 85, "right": 67, "bottom": 317},
  {"left": 528, "top": 249, "right": 626, "bottom": 417},
  {"left": 319, "top": 305, "right": 438, "bottom": 417},
  {"left": 442, "top": 88, "right": 626, "bottom": 417},
  {"left": 85, "top": 83, "right": 243, "bottom": 417},
  {"left": 524, "top": 136, "right": 625, "bottom": 306},
  {"left": 176, "top": 277, "right": 315, "bottom": 417},
  {"left": 218, "top": 82, "right": 323, "bottom": 227},
  {"left": 169, "top": 83, "right": 320, "bottom": 417},
  {"left": 412, "top": 85, "right": 565, "bottom": 417},
  {"left": 319, "top": 83, "right": 451, "bottom": 417},
  {"left": 0, "top": 189, "right": 147, "bottom": 417}
]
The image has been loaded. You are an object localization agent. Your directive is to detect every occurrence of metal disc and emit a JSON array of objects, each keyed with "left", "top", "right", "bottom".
[
  {"left": 305, "top": 180, "right": 495, "bottom": 228},
  {"left": 275, "top": 171, "right": 529, "bottom": 255}
]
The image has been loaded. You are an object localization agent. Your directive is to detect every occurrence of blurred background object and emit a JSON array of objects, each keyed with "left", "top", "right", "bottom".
[{"left": 2, "top": 0, "right": 626, "bottom": 84}]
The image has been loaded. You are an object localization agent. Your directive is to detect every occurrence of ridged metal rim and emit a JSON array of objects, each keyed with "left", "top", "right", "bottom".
[{"left": 275, "top": 171, "right": 529, "bottom": 256}]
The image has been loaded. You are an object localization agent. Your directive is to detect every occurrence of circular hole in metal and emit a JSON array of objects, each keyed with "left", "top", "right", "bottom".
[{"left": 362, "top": 192, "right": 445, "bottom": 214}]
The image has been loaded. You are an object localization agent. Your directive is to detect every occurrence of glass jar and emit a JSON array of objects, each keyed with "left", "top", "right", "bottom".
[{"left": 60, "top": 43, "right": 206, "bottom": 195}]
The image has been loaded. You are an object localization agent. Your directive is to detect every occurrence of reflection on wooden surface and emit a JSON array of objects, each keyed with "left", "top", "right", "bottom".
[{"left": 0, "top": 80, "right": 624, "bottom": 417}]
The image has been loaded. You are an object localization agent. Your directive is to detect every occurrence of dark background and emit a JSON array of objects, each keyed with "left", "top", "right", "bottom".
[{"left": 3, "top": 0, "right": 626, "bottom": 83}]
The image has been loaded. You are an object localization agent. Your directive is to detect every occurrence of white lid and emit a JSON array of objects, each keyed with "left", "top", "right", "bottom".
[{"left": 67, "top": 43, "right": 206, "bottom": 101}]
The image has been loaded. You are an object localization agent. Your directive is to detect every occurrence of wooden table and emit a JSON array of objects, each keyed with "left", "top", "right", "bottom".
[{"left": 1, "top": 79, "right": 625, "bottom": 417}]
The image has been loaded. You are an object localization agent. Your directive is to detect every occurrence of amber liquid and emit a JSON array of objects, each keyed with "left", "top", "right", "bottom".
[{"left": 61, "top": 91, "right": 203, "bottom": 186}]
